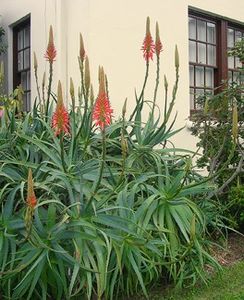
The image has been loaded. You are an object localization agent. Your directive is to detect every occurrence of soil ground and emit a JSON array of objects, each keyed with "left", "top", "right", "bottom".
[{"left": 213, "top": 233, "right": 244, "bottom": 266}]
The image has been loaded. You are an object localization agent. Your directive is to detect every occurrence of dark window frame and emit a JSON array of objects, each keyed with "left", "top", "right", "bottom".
[
  {"left": 189, "top": 9, "right": 244, "bottom": 114},
  {"left": 13, "top": 16, "right": 31, "bottom": 111}
]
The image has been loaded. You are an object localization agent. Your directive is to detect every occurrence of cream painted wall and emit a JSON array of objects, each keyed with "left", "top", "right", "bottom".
[{"left": 1, "top": 0, "right": 244, "bottom": 150}]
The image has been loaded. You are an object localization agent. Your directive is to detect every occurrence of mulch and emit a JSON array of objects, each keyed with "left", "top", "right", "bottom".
[{"left": 212, "top": 232, "right": 244, "bottom": 266}]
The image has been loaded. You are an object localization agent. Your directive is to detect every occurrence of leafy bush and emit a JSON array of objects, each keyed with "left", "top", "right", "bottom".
[
  {"left": 0, "top": 19, "right": 220, "bottom": 299},
  {"left": 191, "top": 38, "right": 244, "bottom": 231}
]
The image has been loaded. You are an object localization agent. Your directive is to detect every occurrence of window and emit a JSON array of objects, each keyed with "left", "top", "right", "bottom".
[
  {"left": 13, "top": 17, "right": 31, "bottom": 111},
  {"left": 227, "top": 27, "right": 244, "bottom": 84},
  {"left": 188, "top": 10, "right": 244, "bottom": 112}
]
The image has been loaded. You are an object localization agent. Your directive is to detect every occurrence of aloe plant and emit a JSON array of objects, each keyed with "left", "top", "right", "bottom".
[{"left": 0, "top": 19, "right": 221, "bottom": 300}]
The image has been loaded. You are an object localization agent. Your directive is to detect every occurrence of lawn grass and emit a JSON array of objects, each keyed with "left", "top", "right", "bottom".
[{"left": 150, "top": 261, "right": 244, "bottom": 300}]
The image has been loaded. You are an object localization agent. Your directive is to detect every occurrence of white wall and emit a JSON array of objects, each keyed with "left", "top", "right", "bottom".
[{"left": 1, "top": 0, "right": 244, "bottom": 150}]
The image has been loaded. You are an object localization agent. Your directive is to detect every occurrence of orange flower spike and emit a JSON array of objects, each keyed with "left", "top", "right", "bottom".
[
  {"left": 27, "top": 169, "right": 37, "bottom": 209},
  {"left": 141, "top": 17, "right": 155, "bottom": 62},
  {"left": 155, "top": 22, "right": 163, "bottom": 57},
  {"left": 79, "top": 33, "right": 86, "bottom": 62},
  {"left": 45, "top": 25, "right": 57, "bottom": 63},
  {"left": 52, "top": 81, "right": 70, "bottom": 136},
  {"left": 92, "top": 67, "right": 113, "bottom": 130}
]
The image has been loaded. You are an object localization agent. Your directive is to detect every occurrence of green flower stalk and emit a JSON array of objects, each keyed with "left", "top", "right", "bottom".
[
  {"left": 79, "top": 33, "right": 86, "bottom": 63},
  {"left": 33, "top": 52, "right": 42, "bottom": 112},
  {"left": 70, "top": 77, "right": 75, "bottom": 112},
  {"left": 42, "top": 71, "right": 46, "bottom": 108},
  {"left": 90, "top": 84, "right": 94, "bottom": 107},
  {"left": 164, "top": 74, "right": 168, "bottom": 119},
  {"left": 84, "top": 56, "right": 90, "bottom": 97},
  {"left": 152, "top": 22, "right": 163, "bottom": 115},
  {"left": 78, "top": 34, "right": 91, "bottom": 134},
  {"left": 45, "top": 25, "right": 57, "bottom": 118}
]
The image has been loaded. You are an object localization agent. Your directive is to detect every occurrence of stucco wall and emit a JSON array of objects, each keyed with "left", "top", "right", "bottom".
[{"left": 1, "top": 0, "right": 244, "bottom": 150}]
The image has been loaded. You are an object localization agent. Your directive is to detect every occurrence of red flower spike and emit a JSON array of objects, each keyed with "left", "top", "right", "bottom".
[
  {"left": 44, "top": 25, "right": 57, "bottom": 63},
  {"left": 155, "top": 22, "right": 163, "bottom": 57},
  {"left": 141, "top": 17, "right": 155, "bottom": 62},
  {"left": 92, "top": 92, "right": 113, "bottom": 130},
  {"left": 52, "top": 81, "right": 70, "bottom": 136},
  {"left": 92, "top": 68, "right": 113, "bottom": 130},
  {"left": 27, "top": 169, "right": 37, "bottom": 209}
]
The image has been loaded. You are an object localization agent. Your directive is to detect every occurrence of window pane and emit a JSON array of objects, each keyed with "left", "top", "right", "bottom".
[
  {"left": 24, "top": 27, "right": 30, "bottom": 47},
  {"left": 190, "top": 88, "right": 195, "bottom": 109},
  {"left": 228, "top": 56, "right": 234, "bottom": 69},
  {"left": 195, "top": 89, "right": 204, "bottom": 109},
  {"left": 18, "top": 30, "right": 24, "bottom": 50},
  {"left": 18, "top": 51, "right": 23, "bottom": 71},
  {"left": 189, "top": 17, "right": 196, "bottom": 39},
  {"left": 23, "top": 92, "right": 31, "bottom": 111},
  {"left": 21, "top": 72, "right": 27, "bottom": 90},
  {"left": 189, "top": 41, "right": 196, "bottom": 62},
  {"left": 235, "top": 31, "right": 242, "bottom": 42},
  {"left": 26, "top": 92, "right": 31, "bottom": 111},
  {"left": 196, "top": 66, "right": 204, "bottom": 87},
  {"left": 207, "top": 45, "right": 216, "bottom": 66},
  {"left": 27, "top": 70, "right": 31, "bottom": 90},
  {"left": 207, "top": 22, "right": 215, "bottom": 44},
  {"left": 235, "top": 57, "right": 242, "bottom": 68},
  {"left": 228, "top": 71, "right": 233, "bottom": 82},
  {"left": 24, "top": 48, "right": 30, "bottom": 69},
  {"left": 228, "top": 29, "right": 234, "bottom": 47},
  {"left": 189, "top": 65, "right": 194, "bottom": 86},
  {"left": 197, "top": 20, "right": 206, "bottom": 42},
  {"left": 233, "top": 72, "right": 240, "bottom": 84},
  {"left": 198, "top": 43, "right": 206, "bottom": 64},
  {"left": 205, "top": 68, "right": 214, "bottom": 88}
]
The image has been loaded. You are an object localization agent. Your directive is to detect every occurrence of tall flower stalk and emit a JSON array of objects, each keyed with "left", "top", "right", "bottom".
[
  {"left": 45, "top": 25, "right": 57, "bottom": 118},
  {"left": 33, "top": 52, "right": 42, "bottom": 112},
  {"left": 130, "top": 17, "right": 155, "bottom": 121},
  {"left": 42, "top": 71, "right": 46, "bottom": 108},
  {"left": 78, "top": 34, "right": 89, "bottom": 133},
  {"left": 86, "top": 68, "right": 113, "bottom": 209},
  {"left": 24, "top": 169, "right": 37, "bottom": 238},
  {"left": 119, "top": 98, "right": 128, "bottom": 182},
  {"left": 52, "top": 81, "right": 70, "bottom": 172},
  {"left": 69, "top": 77, "right": 77, "bottom": 159},
  {"left": 152, "top": 22, "right": 163, "bottom": 115}
]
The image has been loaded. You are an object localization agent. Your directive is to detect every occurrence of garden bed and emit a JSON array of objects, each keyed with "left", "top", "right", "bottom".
[{"left": 128, "top": 233, "right": 244, "bottom": 300}]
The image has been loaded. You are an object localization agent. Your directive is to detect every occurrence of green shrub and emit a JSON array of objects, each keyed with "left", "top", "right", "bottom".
[{"left": 191, "top": 38, "right": 244, "bottom": 232}]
